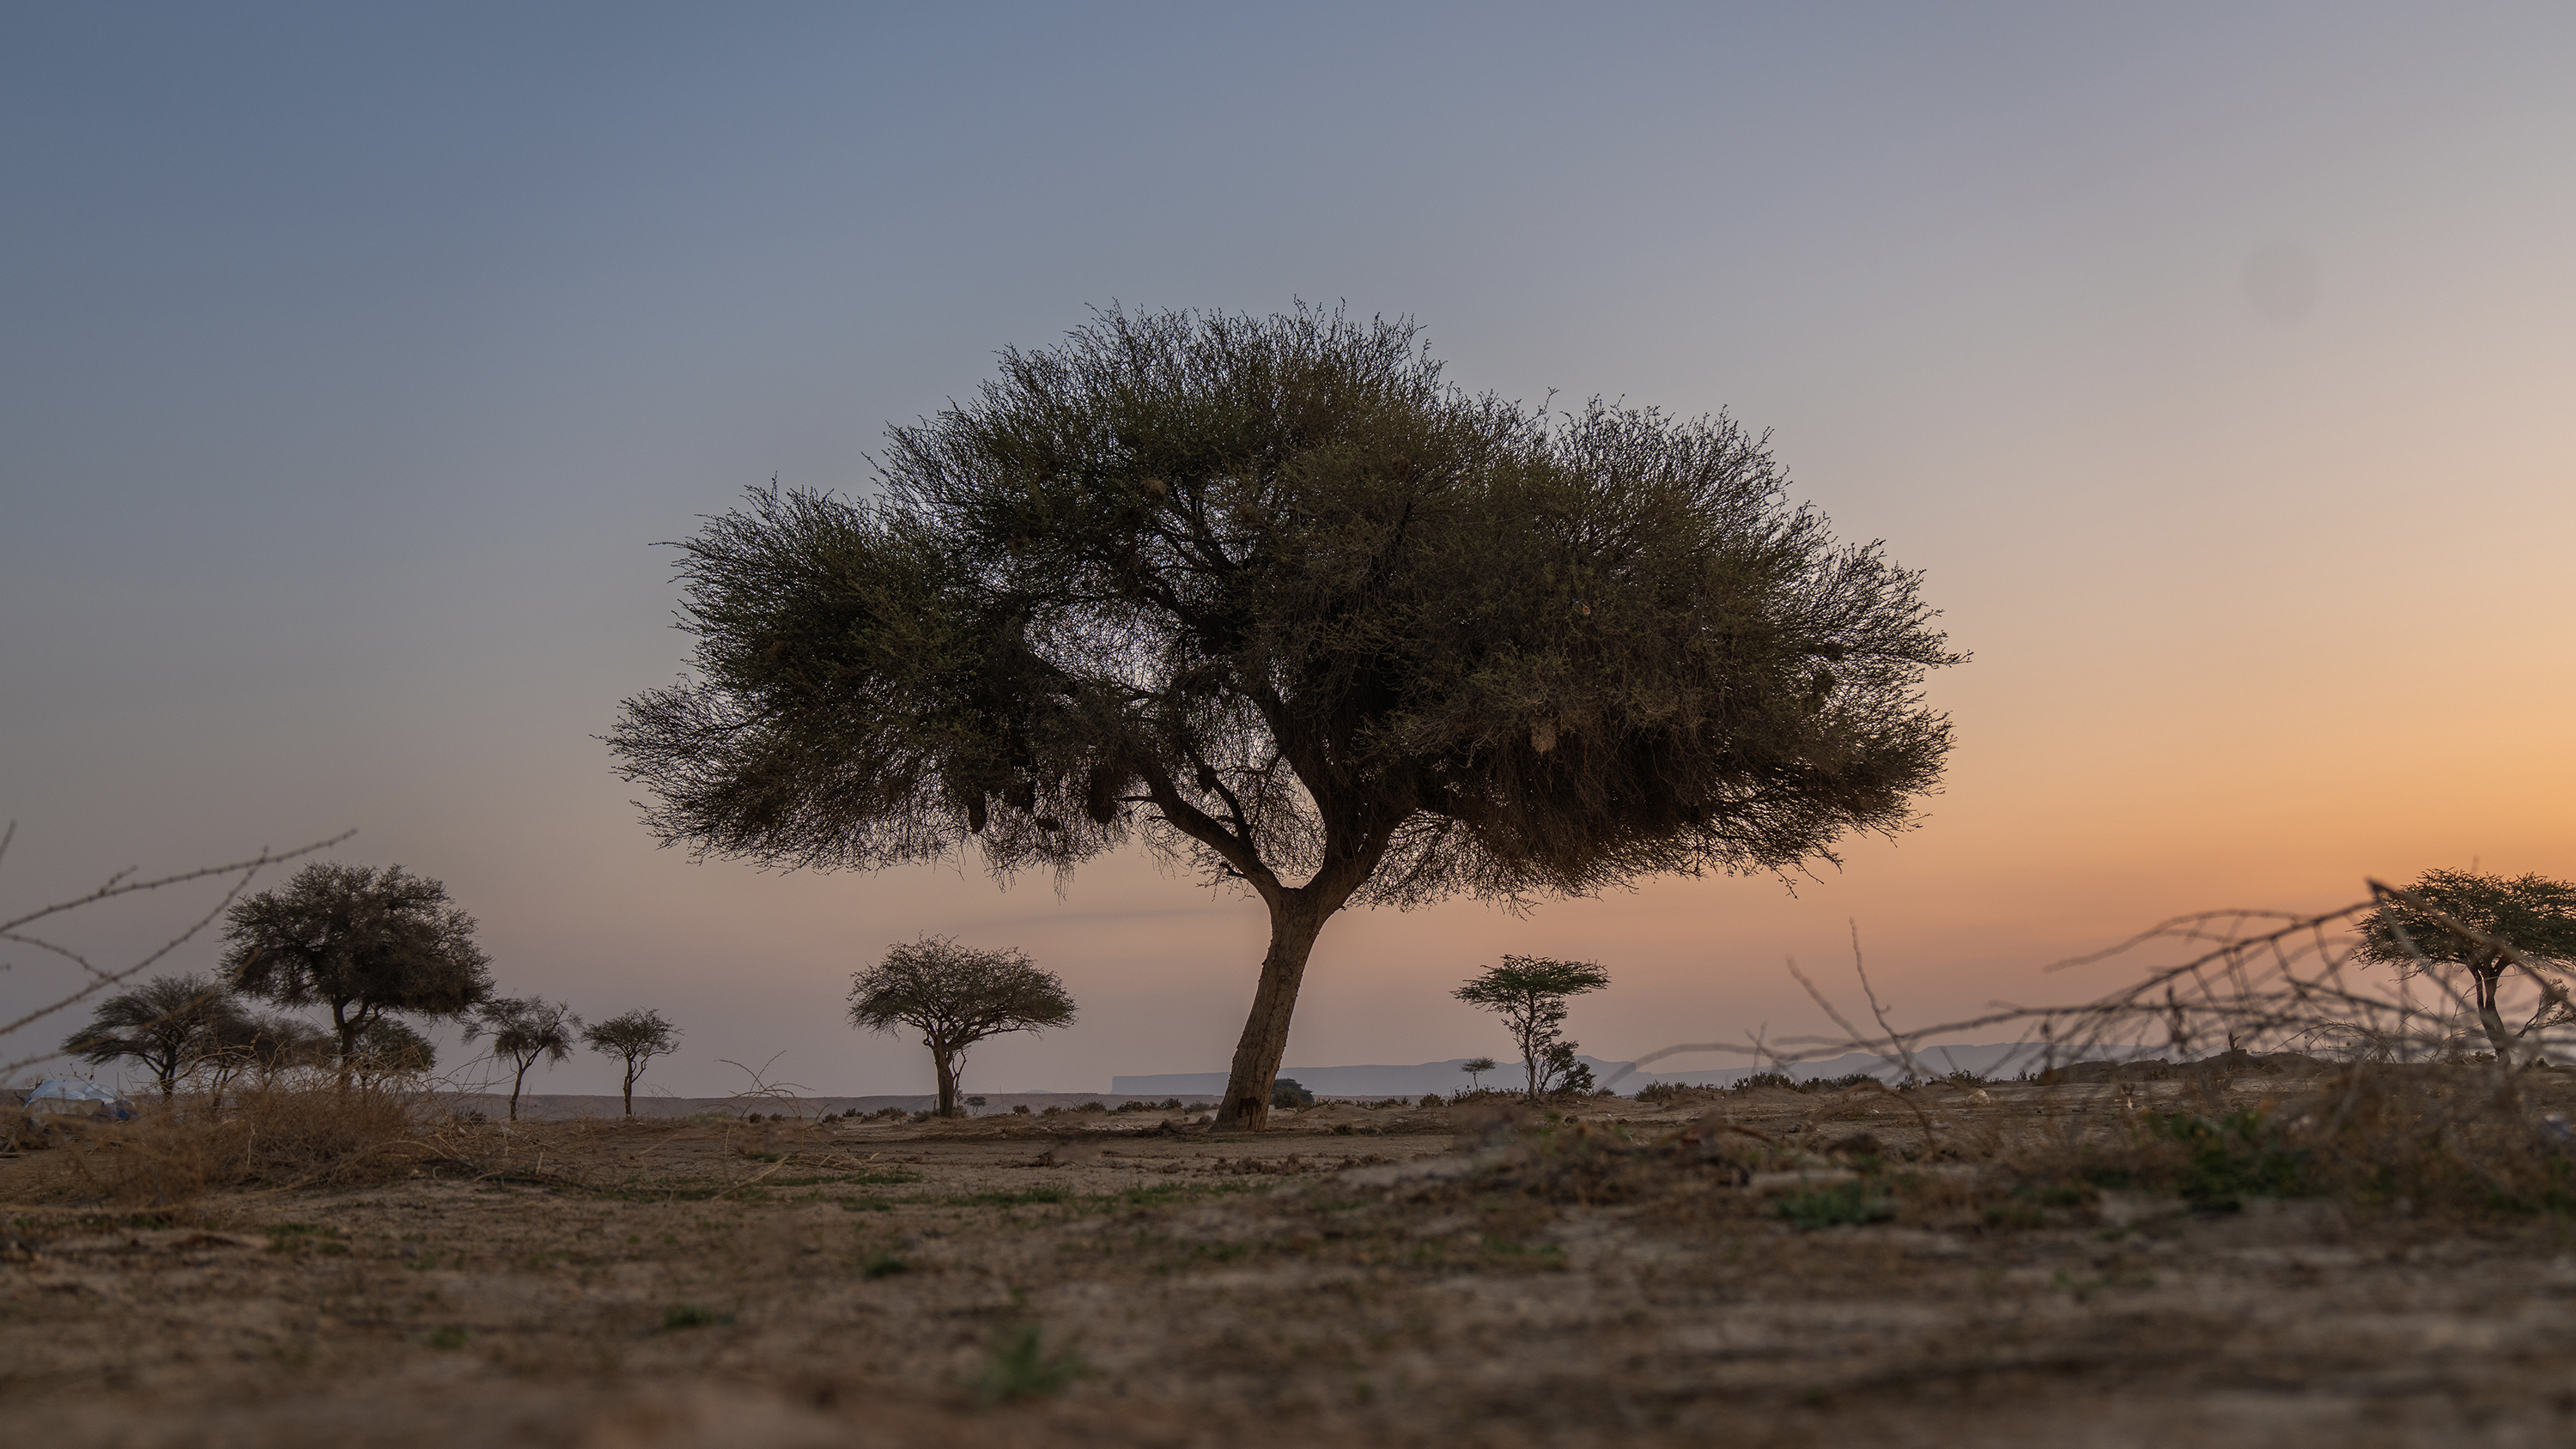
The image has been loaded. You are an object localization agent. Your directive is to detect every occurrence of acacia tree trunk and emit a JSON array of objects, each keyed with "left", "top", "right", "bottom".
[
  {"left": 1214, "top": 893, "right": 1332, "bottom": 1131},
  {"left": 622, "top": 1061, "right": 638, "bottom": 1117},
  {"left": 2474, "top": 961, "right": 2517, "bottom": 1061},
  {"left": 931, "top": 1041, "right": 961, "bottom": 1119},
  {"left": 509, "top": 1056, "right": 532, "bottom": 1121},
  {"left": 330, "top": 1000, "right": 361, "bottom": 1092}
]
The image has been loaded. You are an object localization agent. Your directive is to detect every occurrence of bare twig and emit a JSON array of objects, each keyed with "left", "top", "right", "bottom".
[
  {"left": 1848, "top": 920, "right": 1923, "bottom": 1083},
  {"left": 2, "top": 828, "right": 354, "bottom": 1076}
]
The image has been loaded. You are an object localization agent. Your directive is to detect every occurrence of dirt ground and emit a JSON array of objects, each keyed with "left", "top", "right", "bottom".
[{"left": 8, "top": 1078, "right": 2576, "bottom": 1448}]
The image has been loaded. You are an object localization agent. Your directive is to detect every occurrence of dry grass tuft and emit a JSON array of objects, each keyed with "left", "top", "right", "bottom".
[
  {"left": 1990, "top": 1064, "right": 2576, "bottom": 1220},
  {"left": 52, "top": 1077, "right": 435, "bottom": 1207}
]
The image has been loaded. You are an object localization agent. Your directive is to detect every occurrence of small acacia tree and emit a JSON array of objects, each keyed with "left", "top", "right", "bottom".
[
  {"left": 848, "top": 937, "right": 1074, "bottom": 1118},
  {"left": 194, "top": 1010, "right": 331, "bottom": 1113},
  {"left": 2354, "top": 869, "right": 2576, "bottom": 1059},
  {"left": 583, "top": 1009, "right": 682, "bottom": 1116},
  {"left": 219, "top": 862, "right": 494, "bottom": 1082},
  {"left": 61, "top": 973, "right": 250, "bottom": 1102},
  {"left": 1455, "top": 955, "right": 1612, "bottom": 1100},
  {"left": 1460, "top": 1056, "right": 1497, "bottom": 1092},
  {"left": 465, "top": 997, "right": 580, "bottom": 1121},
  {"left": 611, "top": 306, "right": 1959, "bottom": 1129},
  {"left": 349, "top": 1017, "right": 438, "bottom": 1088}
]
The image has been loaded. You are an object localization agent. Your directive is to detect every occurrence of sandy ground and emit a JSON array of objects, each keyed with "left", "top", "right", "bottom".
[{"left": 6, "top": 1081, "right": 2576, "bottom": 1447}]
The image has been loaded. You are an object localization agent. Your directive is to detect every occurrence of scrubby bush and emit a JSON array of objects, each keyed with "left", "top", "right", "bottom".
[
  {"left": 59, "top": 1078, "right": 433, "bottom": 1206},
  {"left": 1271, "top": 1080, "right": 1314, "bottom": 1109},
  {"left": 1637, "top": 1082, "right": 1726, "bottom": 1106}
]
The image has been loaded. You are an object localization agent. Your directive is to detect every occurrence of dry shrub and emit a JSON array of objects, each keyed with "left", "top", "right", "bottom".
[
  {"left": 2290, "top": 1064, "right": 2576, "bottom": 1213},
  {"left": 63, "top": 1076, "right": 433, "bottom": 1207},
  {"left": 1949, "top": 1063, "right": 2576, "bottom": 1227}
]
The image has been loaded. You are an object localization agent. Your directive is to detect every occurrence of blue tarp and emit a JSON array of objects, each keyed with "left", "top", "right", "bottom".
[{"left": 24, "top": 1079, "right": 137, "bottom": 1122}]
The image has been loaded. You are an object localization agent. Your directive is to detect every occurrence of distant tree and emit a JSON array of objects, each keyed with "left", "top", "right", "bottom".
[
  {"left": 218, "top": 862, "right": 494, "bottom": 1082},
  {"left": 193, "top": 1010, "right": 332, "bottom": 1115},
  {"left": 349, "top": 1016, "right": 438, "bottom": 1088},
  {"left": 1455, "top": 955, "right": 1612, "bottom": 1100},
  {"left": 582, "top": 1009, "right": 682, "bottom": 1116},
  {"left": 1272, "top": 1077, "right": 1314, "bottom": 1110},
  {"left": 243, "top": 1013, "right": 335, "bottom": 1073},
  {"left": 608, "top": 307, "right": 1961, "bottom": 1130},
  {"left": 60, "top": 973, "right": 249, "bottom": 1101},
  {"left": 1459, "top": 1056, "right": 1497, "bottom": 1092},
  {"left": 848, "top": 937, "right": 1075, "bottom": 1119},
  {"left": 465, "top": 997, "right": 580, "bottom": 1121},
  {"left": 2354, "top": 869, "right": 2576, "bottom": 1059},
  {"left": 1534, "top": 1040, "right": 1596, "bottom": 1097}
]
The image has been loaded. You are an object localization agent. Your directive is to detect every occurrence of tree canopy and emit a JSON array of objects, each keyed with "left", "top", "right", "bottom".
[
  {"left": 612, "top": 306, "right": 1959, "bottom": 1127},
  {"left": 219, "top": 862, "right": 494, "bottom": 1076},
  {"left": 1455, "top": 955, "right": 1613, "bottom": 1099},
  {"left": 848, "top": 937, "right": 1075, "bottom": 1118},
  {"left": 61, "top": 973, "right": 249, "bottom": 1101},
  {"left": 2355, "top": 869, "right": 2576, "bottom": 1057}
]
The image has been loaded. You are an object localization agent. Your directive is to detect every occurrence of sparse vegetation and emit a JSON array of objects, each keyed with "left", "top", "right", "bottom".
[
  {"left": 659, "top": 1303, "right": 735, "bottom": 1331},
  {"left": 51, "top": 1075, "right": 434, "bottom": 1205},
  {"left": 972, "top": 1321, "right": 1086, "bottom": 1406}
]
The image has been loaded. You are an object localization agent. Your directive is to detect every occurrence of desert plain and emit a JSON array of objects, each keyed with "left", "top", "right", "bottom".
[{"left": 8, "top": 1070, "right": 2576, "bottom": 1448}]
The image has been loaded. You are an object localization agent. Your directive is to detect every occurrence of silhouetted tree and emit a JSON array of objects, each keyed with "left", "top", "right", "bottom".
[
  {"left": 848, "top": 937, "right": 1074, "bottom": 1118},
  {"left": 1535, "top": 1040, "right": 1596, "bottom": 1096},
  {"left": 610, "top": 306, "right": 1959, "bottom": 1129},
  {"left": 61, "top": 973, "right": 249, "bottom": 1101},
  {"left": 1455, "top": 955, "right": 1612, "bottom": 1100},
  {"left": 194, "top": 1010, "right": 332, "bottom": 1115},
  {"left": 583, "top": 1009, "right": 682, "bottom": 1116},
  {"left": 243, "top": 1014, "right": 335, "bottom": 1073},
  {"left": 2355, "top": 869, "right": 2576, "bottom": 1058},
  {"left": 465, "top": 997, "right": 580, "bottom": 1121},
  {"left": 219, "top": 862, "right": 493, "bottom": 1082},
  {"left": 1460, "top": 1056, "right": 1497, "bottom": 1092},
  {"left": 348, "top": 1016, "right": 437, "bottom": 1088}
]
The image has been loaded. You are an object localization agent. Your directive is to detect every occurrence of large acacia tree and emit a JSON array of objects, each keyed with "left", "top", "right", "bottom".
[
  {"left": 611, "top": 306, "right": 1960, "bottom": 1129},
  {"left": 219, "top": 862, "right": 494, "bottom": 1080}
]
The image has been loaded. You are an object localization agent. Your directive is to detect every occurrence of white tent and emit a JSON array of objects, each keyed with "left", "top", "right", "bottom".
[{"left": 20, "top": 1078, "right": 137, "bottom": 1137}]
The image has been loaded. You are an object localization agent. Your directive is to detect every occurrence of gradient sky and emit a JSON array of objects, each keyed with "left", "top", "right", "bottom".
[{"left": 6, "top": 3, "right": 2572, "bottom": 1100}]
